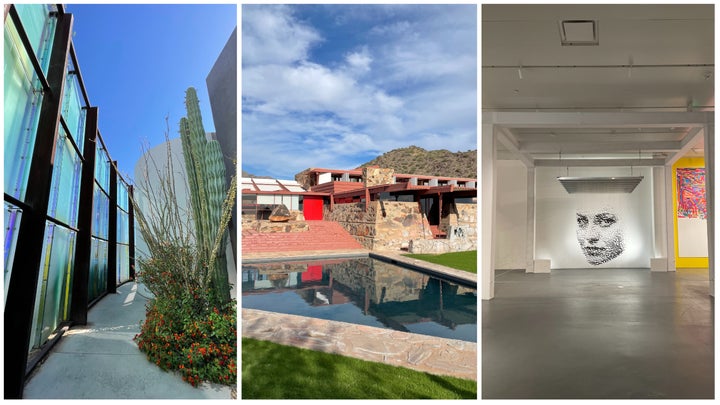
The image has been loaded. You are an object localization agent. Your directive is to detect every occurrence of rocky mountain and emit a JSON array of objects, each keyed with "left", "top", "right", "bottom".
[
  {"left": 241, "top": 170, "right": 272, "bottom": 179},
  {"left": 358, "top": 146, "right": 477, "bottom": 178}
]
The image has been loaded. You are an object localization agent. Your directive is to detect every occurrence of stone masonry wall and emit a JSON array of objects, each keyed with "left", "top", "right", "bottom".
[
  {"left": 242, "top": 210, "right": 307, "bottom": 232},
  {"left": 411, "top": 203, "right": 476, "bottom": 254},
  {"left": 408, "top": 236, "right": 476, "bottom": 254},
  {"left": 325, "top": 201, "right": 433, "bottom": 251},
  {"left": 324, "top": 202, "right": 378, "bottom": 250},
  {"left": 374, "top": 201, "right": 433, "bottom": 251},
  {"left": 363, "top": 167, "right": 394, "bottom": 187},
  {"left": 439, "top": 203, "right": 476, "bottom": 233}
]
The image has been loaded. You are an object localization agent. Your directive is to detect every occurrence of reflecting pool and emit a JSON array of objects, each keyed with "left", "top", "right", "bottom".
[{"left": 242, "top": 257, "right": 476, "bottom": 342}]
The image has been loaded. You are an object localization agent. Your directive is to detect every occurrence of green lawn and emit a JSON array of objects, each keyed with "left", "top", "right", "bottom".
[
  {"left": 242, "top": 337, "right": 477, "bottom": 399},
  {"left": 404, "top": 250, "right": 477, "bottom": 273}
]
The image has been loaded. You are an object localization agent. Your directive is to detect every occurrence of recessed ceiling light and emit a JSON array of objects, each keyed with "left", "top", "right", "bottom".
[{"left": 559, "top": 20, "right": 599, "bottom": 46}]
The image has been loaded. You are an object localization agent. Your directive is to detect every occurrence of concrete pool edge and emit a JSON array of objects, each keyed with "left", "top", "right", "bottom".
[{"left": 241, "top": 308, "right": 477, "bottom": 381}]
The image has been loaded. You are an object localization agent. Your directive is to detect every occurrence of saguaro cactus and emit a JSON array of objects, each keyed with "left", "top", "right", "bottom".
[{"left": 179, "top": 87, "right": 230, "bottom": 303}]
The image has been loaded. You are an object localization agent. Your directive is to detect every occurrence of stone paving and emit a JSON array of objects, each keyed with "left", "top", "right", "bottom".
[
  {"left": 241, "top": 249, "right": 478, "bottom": 381},
  {"left": 242, "top": 308, "right": 477, "bottom": 381}
]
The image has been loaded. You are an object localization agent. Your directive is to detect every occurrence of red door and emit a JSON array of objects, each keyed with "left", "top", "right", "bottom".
[{"left": 303, "top": 196, "right": 324, "bottom": 220}]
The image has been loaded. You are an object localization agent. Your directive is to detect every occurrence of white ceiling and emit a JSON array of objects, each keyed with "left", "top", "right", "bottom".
[{"left": 482, "top": 4, "right": 714, "bottom": 163}]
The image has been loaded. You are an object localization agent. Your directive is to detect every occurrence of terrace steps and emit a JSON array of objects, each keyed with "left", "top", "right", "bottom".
[{"left": 242, "top": 220, "right": 364, "bottom": 253}]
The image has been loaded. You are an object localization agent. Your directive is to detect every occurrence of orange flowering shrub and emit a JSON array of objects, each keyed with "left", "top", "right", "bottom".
[{"left": 135, "top": 296, "right": 237, "bottom": 387}]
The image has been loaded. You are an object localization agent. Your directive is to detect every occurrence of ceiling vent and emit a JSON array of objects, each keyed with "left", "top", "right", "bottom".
[
  {"left": 557, "top": 176, "right": 643, "bottom": 193},
  {"left": 559, "top": 20, "right": 599, "bottom": 46}
]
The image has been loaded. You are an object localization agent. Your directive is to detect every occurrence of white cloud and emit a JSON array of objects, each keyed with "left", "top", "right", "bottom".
[
  {"left": 242, "top": 5, "right": 321, "bottom": 66},
  {"left": 242, "top": 4, "right": 477, "bottom": 178},
  {"left": 243, "top": 61, "right": 403, "bottom": 129},
  {"left": 344, "top": 47, "right": 372, "bottom": 73}
]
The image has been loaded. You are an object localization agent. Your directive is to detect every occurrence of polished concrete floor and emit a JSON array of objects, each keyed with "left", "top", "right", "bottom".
[{"left": 482, "top": 268, "right": 714, "bottom": 399}]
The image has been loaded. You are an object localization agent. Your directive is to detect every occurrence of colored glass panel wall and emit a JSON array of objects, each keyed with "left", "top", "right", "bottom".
[
  {"left": 3, "top": 17, "right": 44, "bottom": 202},
  {"left": 117, "top": 244, "right": 130, "bottom": 283},
  {"left": 94, "top": 144, "right": 110, "bottom": 192},
  {"left": 14, "top": 3, "right": 55, "bottom": 74},
  {"left": 61, "top": 70, "right": 86, "bottom": 151},
  {"left": 88, "top": 237, "right": 108, "bottom": 302},
  {"left": 29, "top": 222, "right": 76, "bottom": 349},
  {"left": 118, "top": 179, "right": 129, "bottom": 211},
  {"left": 47, "top": 127, "right": 82, "bottom": 227},
  {"left": 92, "top": 184, "right": 110, "bottom": 239},
  {"left": 117, "top": 210, "right": 129, "bottom": 244},
  {"left": 4, "top": 203, "right": 22, "bottom": 304}
]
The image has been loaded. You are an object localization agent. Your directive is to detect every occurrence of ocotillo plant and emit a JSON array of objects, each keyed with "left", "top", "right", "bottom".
[{"left": 179, "top": 87, "right": 231, "bottom": 304}]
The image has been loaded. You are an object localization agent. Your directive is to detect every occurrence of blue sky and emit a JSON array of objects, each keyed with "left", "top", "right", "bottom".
[
  {"left": 242, "top": 4, "right": 477, "bottom": 179},
  {"left": 65, "top": 4, "right": 237, "bottom": 181}
]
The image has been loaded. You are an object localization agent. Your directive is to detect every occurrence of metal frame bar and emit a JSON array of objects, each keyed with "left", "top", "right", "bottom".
[
  {"left": 107, "top": 161, "right": 118, "bottom": 294},
  {"left": 69, "top": 107, "right": 97, "bottom": 326}
]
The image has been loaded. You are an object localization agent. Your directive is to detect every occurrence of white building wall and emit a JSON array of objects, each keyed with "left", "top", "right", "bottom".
[
  {"left": 495, "top": 160, "right": 528, "bottom": 269},
  {"left": 535, "top": 166, "right": 654, "bottom": 269}
]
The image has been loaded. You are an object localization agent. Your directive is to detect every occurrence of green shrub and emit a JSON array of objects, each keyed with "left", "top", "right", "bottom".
[{"left": 134, "top": 297, "right": 237, "bottom": 387}]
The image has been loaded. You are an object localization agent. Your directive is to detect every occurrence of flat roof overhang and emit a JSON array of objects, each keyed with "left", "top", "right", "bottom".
[
  {"left": 331, "top": 182, "right": 477, "bottom": 200},
  {"left": 241, "top": 190, "right": 330, "bottom": 197}
]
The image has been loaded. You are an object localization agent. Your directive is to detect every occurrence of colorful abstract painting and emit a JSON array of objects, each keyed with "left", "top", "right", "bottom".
[{"left": 677, "top": 168, "right": 706, "bottom": 219}]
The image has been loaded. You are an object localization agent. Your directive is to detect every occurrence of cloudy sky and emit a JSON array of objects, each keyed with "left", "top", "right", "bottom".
[{"left": 242, "top": 4, "right": 477, "bottom": 179}]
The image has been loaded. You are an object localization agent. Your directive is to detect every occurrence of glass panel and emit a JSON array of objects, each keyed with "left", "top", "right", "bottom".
[
  {"left": 117, "top": 210, "right": 129, "bottom": 244},
  {"left": 88, "top": 237, "right": 108, "bottom": 302},
  {"left": 14, "top": 4, "right": 56, "bottom": 74},
  {"left": 4, "top": 203, "right": 22, "bottom": 304},
  {"left": 4, "top": 17, "right": 43, "bottom": 202},
  {"left": 61, "top": 70, "right": 86, "bottom": 150},
  {"left": 92, "top": 184, "right": 109, "bottom": 239},
  {"left": 29, "top": 222, "right": 76, "bottom": 349},
  {"left": 94, "top": 144, "right": 110, "bottom": 192},
  {"left": 117, "top": 244, "right": 130, "bottom": 284},
  {"left": 47, "top": 127, "right": 82, "bottom": 226},
  {"left": 117, "top": 179, "right": 129, "bottom": 212}
]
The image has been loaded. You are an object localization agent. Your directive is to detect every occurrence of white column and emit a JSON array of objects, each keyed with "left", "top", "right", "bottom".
[
  {"left": 526, "top": 167, "right": 536, "bottom": 273},
  {"left": 651, "top": 166, "right": 668, "bottom": 271},
  {"left": 703, "top": 120, "right": 714, "bottom": 296},
  {"left": 481, "top": 123, "right": 497, "bottom": 300},
  {"left": 664, "top": 163, "right": 677, "bottom": 271}
]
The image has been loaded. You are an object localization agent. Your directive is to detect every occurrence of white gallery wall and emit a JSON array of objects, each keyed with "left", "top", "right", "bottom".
[
  {"left": 494, "top": 160, "right": 527, "bottom": 269},
  {"left": 535, "top": 166, "right": 654, "bottom": 268},
  {"left": 678, "top": 219, "right": 709, "bottom": 257}
]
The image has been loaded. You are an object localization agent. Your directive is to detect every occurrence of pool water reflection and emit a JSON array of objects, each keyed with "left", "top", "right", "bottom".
[{"left": 242, "top": 257, "right": 477, "bottom": 342}]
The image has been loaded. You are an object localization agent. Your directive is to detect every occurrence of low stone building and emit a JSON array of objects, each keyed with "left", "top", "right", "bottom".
[
  {"left": 242, "top": 167, "right": 477, "bottom": 254},
  {"left": 296, "top": 166, "right": 477, "bottom": 254}
]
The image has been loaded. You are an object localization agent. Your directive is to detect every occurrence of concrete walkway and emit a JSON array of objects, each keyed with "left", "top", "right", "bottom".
[{"left": 23, "top": 282, "right": 234, "bottom": 399}]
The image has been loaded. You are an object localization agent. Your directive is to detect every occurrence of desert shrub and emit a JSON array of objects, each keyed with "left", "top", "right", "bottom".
[{"left": 134, "top": 297, "right": 237, "bottom": 386}]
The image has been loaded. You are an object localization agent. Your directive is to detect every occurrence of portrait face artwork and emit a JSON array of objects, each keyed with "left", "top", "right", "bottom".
[{"left": 576, "top": 209, "right": 625, "bottom": 265}]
